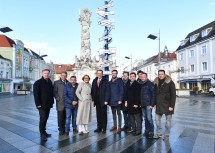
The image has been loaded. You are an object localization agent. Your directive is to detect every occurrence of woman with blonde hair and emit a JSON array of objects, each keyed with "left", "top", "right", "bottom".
[{"left": 75, "top": 74, "right": 92, "bottom": 134}]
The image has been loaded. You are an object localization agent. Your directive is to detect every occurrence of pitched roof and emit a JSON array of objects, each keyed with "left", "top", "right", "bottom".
[
  {"left": 54, "top": 64, "right": 75, "bottom": 74},
  {"left": 176, "top": 20, "right": 215, "bottom": 51},
  {"left": 144, "top": 52, "right": 176, "bottom": 65},
  {"left": 0, "top": 35, "right": 15, "bottom": 47}
]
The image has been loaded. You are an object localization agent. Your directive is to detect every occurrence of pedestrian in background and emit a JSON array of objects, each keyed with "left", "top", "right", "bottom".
[
  {"left": 63, "top": 76, "right": 79, "bottom": 136},
  {"left": 154, "top": 70, "right": 176, "bottom": 140},
  {"left": 76, "top": 75, "right": 92, "bottom": 134},
  {"left": 125, "top": 72, "right": 142, "bottom": 136},
  {"left": 140, "top": 72, "right": 155, "bottom": 138},
  {"left": 91, "top": 70, "right": 110, "bottom": 134},
  {"left": 54, "top": 71, "right": 68, "bottom": 135},
  {"left": 33, "top": 69, "right": 54, "bottom": 141},
  {"left": 109, "top": 70, "right": 124, "bottom": 134}
]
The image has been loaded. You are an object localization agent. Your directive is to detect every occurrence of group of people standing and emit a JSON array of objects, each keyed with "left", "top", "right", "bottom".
[{"left": 33, "top": 68, "right": 176, "bottom": 142}]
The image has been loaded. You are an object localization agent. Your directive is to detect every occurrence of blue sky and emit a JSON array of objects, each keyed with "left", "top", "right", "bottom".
[{"left": 1, "top": 0, "right": 215, "bottom": 68}]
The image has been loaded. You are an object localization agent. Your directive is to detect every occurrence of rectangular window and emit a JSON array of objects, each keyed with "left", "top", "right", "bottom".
[
  {"left": 202, "top": 62, "right": 207, "bottom": 71},
  {"left": 202, "top": 46, "right": 207, "bottom": 54},
  {"left": 202, "top": 29, "right": 207, "bottom": 37},
  {"left": 190, "top": 50, "right": 194, "bottom": 57},
  {"left": 190, "top": 35, "right": 195, "bottom": 42},
  {"left": 190, "top": 64, "right": 194, "bottom": 72},
  {"left": 180, "top": 53, "right": 184, "bottom": 60},
  {"left": 181, "top": 67, "right": 184, "bottom": 73}
]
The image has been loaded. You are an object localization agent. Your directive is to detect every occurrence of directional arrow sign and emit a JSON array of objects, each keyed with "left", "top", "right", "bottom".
[
  {"left": 98, "top": 2, "right": 114, "bottom": 10},
  {"left": 98, "top": 48, "right": 116, "bottom": 54},
  {"left": 99, "top": 34, "right": 111, "bottom": 42},
  {"left": 97, "top": 10, "right": 115, "bottom": 16},
  {"left": 98, "top": 22, "right": 115, "bottom": 28},
  {"left": 98, "top": 19, "right": 115, "bottom": 25}
]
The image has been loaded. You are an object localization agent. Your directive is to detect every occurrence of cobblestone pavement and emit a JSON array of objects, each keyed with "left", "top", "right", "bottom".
[{"left": 0, "top": 95, "right": 214, "bottom": 153}]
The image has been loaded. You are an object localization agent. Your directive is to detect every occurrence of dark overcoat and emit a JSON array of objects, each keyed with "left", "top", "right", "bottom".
[
  {"left": 154, "top": 75, "right": 176, "bottom": 115},
  {"left": 125, "top": 80, "right": 141, "bottom": 114},
  {"left": 33, "top": 77, "right": 54, "bottom": 109}
]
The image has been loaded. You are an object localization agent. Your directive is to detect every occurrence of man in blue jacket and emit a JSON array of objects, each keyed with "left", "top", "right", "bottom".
[
  {"left": 140, "top": 72, "right": 155, "bottom": 138},
  {"left": 63, "top": 76, "right": 78, "bottom": 136},
  {"left": 109, "top": 70, "right": 124, "bottom": 134}
]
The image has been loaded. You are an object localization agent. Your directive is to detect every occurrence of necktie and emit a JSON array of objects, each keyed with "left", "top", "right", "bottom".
[{"left": 98, "top": 79, "right": 100, "bottom": 87}]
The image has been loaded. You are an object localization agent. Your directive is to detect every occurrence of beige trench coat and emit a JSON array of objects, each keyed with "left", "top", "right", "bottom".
[{"left": 75, "top": 82, "right": 92, "bottom": 125}]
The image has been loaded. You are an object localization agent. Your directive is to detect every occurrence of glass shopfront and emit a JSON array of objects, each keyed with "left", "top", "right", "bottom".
[{"left": 0, "top": 80, "right": 11, "bottom": 93}]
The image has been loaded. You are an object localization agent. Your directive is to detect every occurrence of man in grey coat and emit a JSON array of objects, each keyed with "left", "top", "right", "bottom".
[{"left": 54, "top": 71, "right": 68, "bottom": 135}]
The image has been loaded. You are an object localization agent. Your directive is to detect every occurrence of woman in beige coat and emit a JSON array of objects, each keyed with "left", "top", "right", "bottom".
[{"left": 75, "top": 74, "right": 92, "bottom": 134}]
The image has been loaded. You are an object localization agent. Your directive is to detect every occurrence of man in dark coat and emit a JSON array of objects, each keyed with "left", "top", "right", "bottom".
[
  {"left": 109, "top": 70, "right": 124, "bottom": 134},
  {"left": 140, "top": 72, "right": 155, "bottom": 138},
  {"left": 121, "top": 71, "right": 131, "bottom": 131},
  {"left": 125, "top": 72, "right": 142, "bottom": 136},
  {"left": 63, "top": 76, "right": 79, "bottom": 136},
  {"left": 154, "top": 70, "right": 176, "bottom": 139},
  {"left": 54, "top": 71, "right": 68, "bottom": 135},
  {"left": 91, "top": 70, "right": 110, "bottom": 133},
  {"left": 33, "top": 69, "right": 54, "bottom": 141}
]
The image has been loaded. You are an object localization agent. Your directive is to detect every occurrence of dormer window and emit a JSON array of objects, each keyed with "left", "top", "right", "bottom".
[
  {"left": 190, "top": 33, "right": 199, "bottom": 42},
  {"left": 180, "top": 38, "right": 189, "bottom": 46},
  {"left": 201, "top": 27, "right": 213, "bottom": 37}
]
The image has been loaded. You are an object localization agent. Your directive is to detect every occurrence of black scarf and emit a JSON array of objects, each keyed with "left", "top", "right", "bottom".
[{"left": 158, "top": 78, "right": 165, "bottom": 88}]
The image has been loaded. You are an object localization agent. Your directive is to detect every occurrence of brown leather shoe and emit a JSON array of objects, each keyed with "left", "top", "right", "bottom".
[
  {"left": 110, "top": 126, "right": 117, "bottom": 131},
  {"left": 117, "top": 127, "right": 122, "bottom": 134}
]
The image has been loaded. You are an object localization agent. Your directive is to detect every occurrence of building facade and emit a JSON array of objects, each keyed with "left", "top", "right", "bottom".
[
  {"left": 0, "top": 55, "right": 12, "bottom": 93},
  {"left": 0, "top": 35, "right": 53, "bottom": 94},
  {"left": 176, "top": 20, "right": 215, "bottom": 91}
]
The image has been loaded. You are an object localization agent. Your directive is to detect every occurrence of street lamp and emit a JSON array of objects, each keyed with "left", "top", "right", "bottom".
[
  {"left": 0, "top": 26, "right": 13, "bottom": 33},
  {"left": 147, "top": 30, "right": 160, "bottom": 70},
  {"left": 41, "top": 54, "right": 48, "bottom": 58},
  {"left": 125, "top": 54, "right": 132, "bottom": 72}
]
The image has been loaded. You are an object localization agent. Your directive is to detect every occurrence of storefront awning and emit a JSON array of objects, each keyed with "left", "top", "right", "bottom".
[{"left": 178, "top": 78, "right": 211, "bottom": 83}]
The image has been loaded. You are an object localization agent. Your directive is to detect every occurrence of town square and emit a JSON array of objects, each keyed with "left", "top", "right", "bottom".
[{"left": 0, "top": 0, "right": 215, "bottom": 153}]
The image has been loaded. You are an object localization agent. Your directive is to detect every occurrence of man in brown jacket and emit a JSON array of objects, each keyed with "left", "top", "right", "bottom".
[{"left": 154, "top": 70, "right": 176, "bottom": 140}]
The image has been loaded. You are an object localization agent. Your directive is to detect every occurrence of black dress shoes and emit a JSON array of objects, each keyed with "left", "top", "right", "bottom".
[
  {"left": 41, "top": 134, "right": 47, "bottom": 141},
  {"left": 94, "top": 128, "right": 102, "bottom": 133},
  {"left": 45, "top": 133, "right": 52, "bottom": 137}
]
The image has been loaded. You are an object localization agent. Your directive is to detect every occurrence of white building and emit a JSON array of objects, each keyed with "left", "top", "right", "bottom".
[
  {"left": 0, "top": 35, "right": 53, "bottom": 93},
  {"left": 176, "top": 20, "right": 215, "bottom": 91},
  {"left": 0, "top": 55, "right": 12, "bottom": 93}
]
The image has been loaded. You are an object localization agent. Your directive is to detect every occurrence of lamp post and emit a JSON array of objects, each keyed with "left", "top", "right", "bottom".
[
  {"left": 0, "top": 26, "right": 13, "bottom": 33},
  {"left": 125, "top": 54, "right": 132, "bottom": 72},
  {"left": 147, "top": 30, "right": 160, "bottom": 70}
]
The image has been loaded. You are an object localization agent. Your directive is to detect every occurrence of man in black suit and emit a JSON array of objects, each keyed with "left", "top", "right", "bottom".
[
  {"left": 91, "top": 70, "right": 110, "bottom": 133},
  {"left": 33, "top": 69, "right": 54, "bottom": 141}
]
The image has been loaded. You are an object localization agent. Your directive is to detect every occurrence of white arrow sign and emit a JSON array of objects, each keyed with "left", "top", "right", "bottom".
[
  {"left": 98, "top": 48, "right": 116, "bottom": 54},
  {"left": 98, "top": 19, "right": 115, "bottom": 25},
  {"left": 97, "top": 10, "right": 115, "bottom": 16},
  {"left": 98, "top": 2, "right": 114, "bottom": 10},
  {"left": 99, "top": 34, "right": 112, "bottom": 42}
]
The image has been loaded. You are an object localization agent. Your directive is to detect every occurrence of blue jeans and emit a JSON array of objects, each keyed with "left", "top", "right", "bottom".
[
  {"left": 142, "top": 106, "right": 154, "bottom": 134},
  {"left": 65, "top": 107, "right": 78, "bottom": 132}
]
